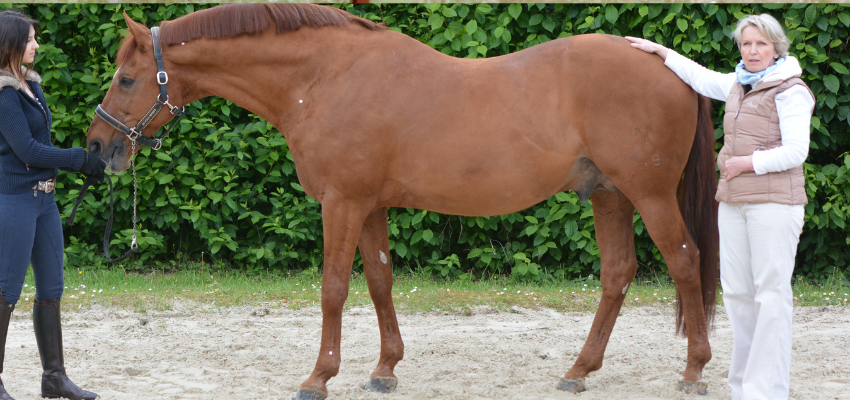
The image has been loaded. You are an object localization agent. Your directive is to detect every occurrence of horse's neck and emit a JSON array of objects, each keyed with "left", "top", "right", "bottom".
[{"left": 173, "top": 26, "right": 382, "bottom": 128}]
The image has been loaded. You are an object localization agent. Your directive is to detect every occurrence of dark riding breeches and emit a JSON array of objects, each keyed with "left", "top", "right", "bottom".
[{"left": 0, "top": 191, "right": 65, "bottom": 304}]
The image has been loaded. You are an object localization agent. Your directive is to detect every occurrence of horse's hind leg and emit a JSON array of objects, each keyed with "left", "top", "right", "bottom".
[
  {"left": 358, "top": 207, "right": 404, "bottom": 393},
  {"left": 558, "top": 190, "right": 637, "bottom": 393},
  {"left": 634, "top": 195, "right": 711, "bottom": 393},
  {"left": 294, "top": 196, "right": 371, "bottom": 400}
]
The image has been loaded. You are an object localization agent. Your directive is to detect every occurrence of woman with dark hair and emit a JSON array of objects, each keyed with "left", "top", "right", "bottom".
[
  {"left": 627, "top": 14, "right": 814, "bottom": 400},
  {"left": 0, "top": 10, "right": 103, "bottom": 400}
]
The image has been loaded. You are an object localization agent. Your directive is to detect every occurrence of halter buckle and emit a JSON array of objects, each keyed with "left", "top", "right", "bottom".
[
  {"left": 157, "top": 71, "right": 168, "bottom": 85},
  {"left": 128, "top": 128, "right": 141, "bottom": 141}
]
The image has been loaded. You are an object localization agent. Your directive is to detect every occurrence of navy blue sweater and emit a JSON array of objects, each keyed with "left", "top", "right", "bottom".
[{"left": 0, "top": 70, "right": 85, "bottom": 194}]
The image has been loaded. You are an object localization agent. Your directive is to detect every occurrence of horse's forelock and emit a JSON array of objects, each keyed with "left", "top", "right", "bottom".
[{"left": 158, "top": 4, "right": 384, "bottom": 47}]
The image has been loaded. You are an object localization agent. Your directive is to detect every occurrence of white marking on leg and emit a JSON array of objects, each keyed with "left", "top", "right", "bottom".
[
  {"left": 379, "top": 250, "right": 388, "bottom": 264},
  {"left": 622, "top": 284, "right": 629, "bottom": 295}
]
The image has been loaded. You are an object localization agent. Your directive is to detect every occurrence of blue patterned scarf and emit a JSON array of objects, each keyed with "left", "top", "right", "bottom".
[{"left": 735, "top": 57, "right": 785, "bottom": 86}]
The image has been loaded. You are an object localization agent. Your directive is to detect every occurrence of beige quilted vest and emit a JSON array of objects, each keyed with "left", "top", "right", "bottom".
[{"left": 716, "top": 77, "right": 812, "bottom": 205}]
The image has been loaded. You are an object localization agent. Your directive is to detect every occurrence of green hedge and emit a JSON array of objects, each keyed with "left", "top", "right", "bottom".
[{"left": 3, "top": 3, "right": 848, "bottom": 280}]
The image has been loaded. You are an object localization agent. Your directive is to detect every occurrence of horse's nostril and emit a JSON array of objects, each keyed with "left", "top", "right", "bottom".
[{"left": 88, "top": 140, "right": 103, "bottom": 157}]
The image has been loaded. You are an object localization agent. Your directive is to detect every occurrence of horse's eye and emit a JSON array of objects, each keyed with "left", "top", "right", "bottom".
[{"left": 120, "top": 77, "right": 134, "bottom": 87}]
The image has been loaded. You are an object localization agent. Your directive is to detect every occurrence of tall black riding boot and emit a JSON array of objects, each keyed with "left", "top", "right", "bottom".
[
  {"left": 0, "top": 295, "right": 15, "bottom": 400},
  {"left": 32, "top": 298, "right": 97, "bottom": 400}
]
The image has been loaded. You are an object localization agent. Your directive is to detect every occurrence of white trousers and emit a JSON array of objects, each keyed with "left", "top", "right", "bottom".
[{"left": 718, "top": 202, "right": 804, "bottom": 400}]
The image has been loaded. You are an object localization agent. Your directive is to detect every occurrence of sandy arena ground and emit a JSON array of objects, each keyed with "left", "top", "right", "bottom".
[{"left": 0, "top": 304, "right": 846, "bottom": 399}]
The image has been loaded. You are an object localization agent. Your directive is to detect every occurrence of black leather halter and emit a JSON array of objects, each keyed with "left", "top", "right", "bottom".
[{"left": 95, "top": 26, "right": 185, "bottom": 151}]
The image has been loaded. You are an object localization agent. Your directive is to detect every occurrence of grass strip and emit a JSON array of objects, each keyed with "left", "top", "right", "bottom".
[{"left": 13, "top": 268, "right": 850, "bottom": 313}]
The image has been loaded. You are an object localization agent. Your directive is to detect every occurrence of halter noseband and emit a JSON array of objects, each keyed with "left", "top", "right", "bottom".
[{"left": 95, "top": 27, "right": 185, "bottom": 151}]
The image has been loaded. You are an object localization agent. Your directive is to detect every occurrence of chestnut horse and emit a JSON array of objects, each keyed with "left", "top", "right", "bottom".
[{"left": 85, "top": 4, "right": 719, "bottom": 399}]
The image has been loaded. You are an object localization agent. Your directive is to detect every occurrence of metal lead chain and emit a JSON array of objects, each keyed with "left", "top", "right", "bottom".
[{"left": 131, "top": 140, "right": 139, "bottom": 250}]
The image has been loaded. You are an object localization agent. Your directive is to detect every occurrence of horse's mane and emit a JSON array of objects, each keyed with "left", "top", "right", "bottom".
[{"left": 116, "top": 4, "right": 383, "bottom": 65}]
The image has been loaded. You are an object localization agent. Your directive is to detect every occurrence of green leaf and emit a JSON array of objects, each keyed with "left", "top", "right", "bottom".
[
  {"left": 422, "top": 229, "right": 434, "bottom": 242},
  {"left": 508, "top": 4, "right": 522, "bottom": 20},
  {"left": 465, "top": 20, "right": 477, "bottom": 34},
  {"left": 411, "top": 230, "right": 423, "bottom": 244},
  {"left": 839, "top": 12, "right": 850, "bottom": 27},
  {"left": 395, "top": 243, "right": 408, "bottom": 258},
  {"left": 476, "top": 4, "right": 492, "bottom": 15},
  {"left": 830, "top": 62, "right": 849, "bottom": 75},
  {"left": 605, "top": 5, "right": 618, "bottom": 25},
  {"left": 677, "top": 18, "right": 688, "bottom": 33},
  {"left": 529, "top": 14, "right": 543, "bottom": 26},
  {"left": 525, "top": 216, "right": 539, "bottom": 224},
  {"left": 429, "top": 14, "right": 444, "bottom": 31},
  {"left": 805, "top": 5, "right": 818, "bottom": 26},
  {"left": 638, "top": 5, "right": 648, "bottom": 17},
  {"left": 157, "top": 175, "right": 174, "bottom": 185},
  {"left": 543, "top": 17, "right": 558, "bottom": 32},
  {"left": 831, "top": 211, "right": 845, "bottom": 229},
  {"left": 209, "top": 192, "right": 223, "bottom": 203},
  {"left": 824, "top": 74, "right": 840, "bottom": 94}
]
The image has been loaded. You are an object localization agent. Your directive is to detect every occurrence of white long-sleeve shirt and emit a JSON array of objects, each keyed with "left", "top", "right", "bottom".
[{"left": 664, "top": 51, "right": 815, "bottom": 175}]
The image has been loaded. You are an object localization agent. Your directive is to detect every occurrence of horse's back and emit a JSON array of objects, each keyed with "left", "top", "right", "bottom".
[{"left": 296, "top": 31, "right": 699, "bottom": 215}]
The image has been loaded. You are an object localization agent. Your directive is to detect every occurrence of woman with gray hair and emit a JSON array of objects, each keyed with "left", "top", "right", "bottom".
[{"left": 626, "top": 14, "right": 814, "bottom": 400}]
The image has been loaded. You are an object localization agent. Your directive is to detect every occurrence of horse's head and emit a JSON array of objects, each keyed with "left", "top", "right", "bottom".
[{"left": 87, "top": 12, "right": 184, "bottom": 173}]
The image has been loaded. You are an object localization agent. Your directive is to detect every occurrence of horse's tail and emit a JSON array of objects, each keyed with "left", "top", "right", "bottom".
[{"left": 676, "top": 94, "right": 719, "bottom": 336}]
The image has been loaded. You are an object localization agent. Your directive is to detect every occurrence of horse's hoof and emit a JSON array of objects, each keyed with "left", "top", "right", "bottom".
[
  {"left": 676, "top": 379, "right": 708, "bottom": 395},
  {"left": 555, "top": 377, "right": 586, "bottom": 393},
  {"left": 360, "top": 376, "right": 398, "bottom": 393},
  {"left": 292, "top": 388, "right": 328, "bottom": 400}
]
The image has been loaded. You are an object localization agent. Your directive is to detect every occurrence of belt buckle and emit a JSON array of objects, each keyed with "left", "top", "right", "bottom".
[{"left": 37, "top": 180, "right": 55, "bottom": 193}]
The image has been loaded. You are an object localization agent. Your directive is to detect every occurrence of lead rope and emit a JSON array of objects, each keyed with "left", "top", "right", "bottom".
[
  {"left": 130, "top": 139, "right": 139, "bottom": 251},
  {"left": 67, "top": 145, "right": 139, "bottom": 263}
]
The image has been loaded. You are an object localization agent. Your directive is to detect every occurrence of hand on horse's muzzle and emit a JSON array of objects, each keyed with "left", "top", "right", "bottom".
[{"left": 79, "top": 151, "right": 107, "bottom": 181}]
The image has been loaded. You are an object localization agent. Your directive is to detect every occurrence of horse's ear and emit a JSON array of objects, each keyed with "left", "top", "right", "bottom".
[{"left": 123, "top": 11, "right": 152, "bottom": 52}]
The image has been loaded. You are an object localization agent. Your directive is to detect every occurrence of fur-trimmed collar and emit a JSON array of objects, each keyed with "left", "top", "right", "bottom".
[{"left": 0, "top": 67, "right": 42, "bottom": 91}]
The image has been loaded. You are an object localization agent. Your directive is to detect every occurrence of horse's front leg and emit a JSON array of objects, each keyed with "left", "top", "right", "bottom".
[
  {"left": 358, "top": 207, "right": 404, "bottom": 393},
  {"left": 558, "top": 190, "right": 637, "bottom": 393},
  {"left": 293, "top": 196, "right": 371, "bottom": 400}
]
